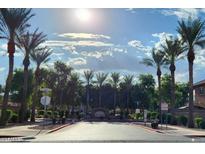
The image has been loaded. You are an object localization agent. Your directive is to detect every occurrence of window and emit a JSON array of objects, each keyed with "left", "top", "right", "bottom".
[{"left": 199, "top": 87, "right": 205, "bottom": 95}]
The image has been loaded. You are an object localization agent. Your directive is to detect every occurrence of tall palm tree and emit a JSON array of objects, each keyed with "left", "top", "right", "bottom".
[
  {"left": 161, "top": 38, "right": 186, "bottom": 108},
  {"left": 96, "top": 72, "right": 108, "bottom": 107},
  {"left": 0, "top": 9, "right": 34, "bottom": 125},
  {"left": 141, "top": 48, "right": 166, "bottom": 121},
  {"left": 177, "top": 18, "right": 205, "bottom": 128},
  {"left": 123, "top": 75, "right": 134, "bottom": 115},
  {"left": 110, "top": 72, "right": 120, "bottom": 115},
  {"left": 30, "top": 47, "right": 52, "bottom": 122},
  {"left": 16, "top": 29, "right": 46, "bottom": 122},
  {"left": 83, "top": 70, "right": 94, "bottom": 114}
]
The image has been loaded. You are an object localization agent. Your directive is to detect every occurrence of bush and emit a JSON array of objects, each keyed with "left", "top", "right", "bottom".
[
  {"left": 170, "top": 116, "right": 178, "bottom": 125},
  {"left": 150, "top": 112, "right": 159, "bottom": 120},
  {"left": 10, "top": 113, "right": 18, "bottom": 123},
  {"left": 147, "top": 112, "right": 151, "bottom": 120},
  {"left": 178, "top": 115, "right": 188, "bottom": 126},
  {"left": 1, "top": 109, "right": 13, "bottom": 125},
  {"left": 200, "top": 121, "right": 205, "bottom": 129},
  {"left": 38, "top": 110, "right": 44, "bottom": 116},
  {"left": 195, "top": 117, "right": 203, "bottom": 128}
]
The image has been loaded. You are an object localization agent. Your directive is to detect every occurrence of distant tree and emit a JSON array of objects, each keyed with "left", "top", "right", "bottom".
[
  {"left": 109, "top": 72, "right": 120, "bottom": 114},
  {"left": 141, "top": 49, "right": 166, "bottom": 117},
  {"left": 16, "top": 29, "right": 46, "bottom": 122},
  {"left": 96, "top": 72, "right": 108, "bottom": 107},
  {"left": 83, "top": 70, "right": 94, "bottom": 113},
  {"left": 30, "top": 47, "right": 52, "bottom": 122},
  {"left": 123, "top": 75, "right": 134, "bottom": 115}
]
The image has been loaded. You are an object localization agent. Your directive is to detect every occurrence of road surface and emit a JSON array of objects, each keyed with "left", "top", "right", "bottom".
[{"left": 30, "top": 121, "right": 201, "bottom": 142}]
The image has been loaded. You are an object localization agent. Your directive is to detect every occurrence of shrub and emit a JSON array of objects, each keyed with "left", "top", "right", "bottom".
[
  {"left": 147, "top": 112, "right": 151, "bottom": 120},
  {"left": 194, "top": 117, "right": 203, "bottom": 128},
  {"left": 178, "top": 115, "right": 188, "bottom": 126},
  {"left": 150, "top": 112, "right": 159, "bottom": 120},
  {"left": 170, "top": 116, "right": 178, "bottom": 125},
  {"left": 10, "top": 113, "right": 18, "bottom": 123},
  {"left": 166, "top": 113, "right": 172, "bottom": 124},
  {"left": 200, "top": 121, "right": 205, "bottom": 129},
  {"left": 38, "top": 110, "right": 44, "bottom": 116},
  {"left": 1, "top": 109, "right": 13, "bottom": 125}
]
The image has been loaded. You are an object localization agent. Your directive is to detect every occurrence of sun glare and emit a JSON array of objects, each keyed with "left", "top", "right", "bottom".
[{"left": 75, "top": 9, "right": 92, "bottom": 22}]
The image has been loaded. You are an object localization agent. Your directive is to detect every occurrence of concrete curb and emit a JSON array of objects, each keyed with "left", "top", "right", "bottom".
[{"left": 47, "top": 123, "right": 73, "bottom": 134}]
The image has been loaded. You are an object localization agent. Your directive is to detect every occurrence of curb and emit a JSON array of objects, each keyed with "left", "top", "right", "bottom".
[{"left": 47, "top": 123, "right": 73, "bottom": 134}]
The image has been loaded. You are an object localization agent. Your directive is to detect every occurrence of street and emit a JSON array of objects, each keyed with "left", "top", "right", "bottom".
[{"left": 31, "top": 121, "right": 201, "bottom": 142}]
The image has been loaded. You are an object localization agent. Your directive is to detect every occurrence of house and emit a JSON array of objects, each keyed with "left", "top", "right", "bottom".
[{"left": 193, "top": 80, "right": 205, "bottom": 108}]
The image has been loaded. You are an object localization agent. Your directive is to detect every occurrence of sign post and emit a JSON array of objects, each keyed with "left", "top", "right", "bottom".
[
  {"left": 40, "top": 88, "right": 51, "bottom": 128},
  {"left": 144, "top": 109, "right": 148, "bottom": 126},
  {"left": 161, "top": 102, "right": 168, "bottom": 130}
]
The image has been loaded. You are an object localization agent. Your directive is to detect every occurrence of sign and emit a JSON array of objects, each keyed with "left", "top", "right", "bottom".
[
  {"left": 40, "top": 96, "right": 51, "bottom": 106},
  {"left": 144, "top": 110, "right": 148, "bottom": 122},
  {"left": 135, "top": 109, "right": 140, "bottom": 114},
  {"left": 40, "top": 88, "right": 52, "bottom": 93},
  {"left": 161, "top": 102, "right": 168, "bottom": 111}
]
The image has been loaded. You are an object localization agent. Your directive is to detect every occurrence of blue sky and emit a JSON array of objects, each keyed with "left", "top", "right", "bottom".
[{"left": 1, "top": 8, "right": 205, "bottom": 85}]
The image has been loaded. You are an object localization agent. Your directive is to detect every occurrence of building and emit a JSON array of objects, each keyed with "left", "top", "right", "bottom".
[{"left": 193, "top": 80, "right": 205, "bottom": 108}]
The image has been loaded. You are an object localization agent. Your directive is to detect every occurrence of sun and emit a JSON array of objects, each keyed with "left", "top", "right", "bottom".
[{"left": 75, "top": 9, "right": 92, "bottom": 22}]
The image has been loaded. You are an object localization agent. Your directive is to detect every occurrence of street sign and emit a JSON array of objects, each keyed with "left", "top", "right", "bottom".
[
  {"left": 135, "top": 109, "right": 140, "bottom": 114},
  {"left": 161, "top": 102, "right": 168, "bottom": 111},
  {"left": 40, "top": 88, "right": 52, "bottom": 93},
  {"left": 144, "top": 110, "right": 148, "bottom": 122},
  {"left": 40, "top": 96, "right": 51, "bottom": 106}
]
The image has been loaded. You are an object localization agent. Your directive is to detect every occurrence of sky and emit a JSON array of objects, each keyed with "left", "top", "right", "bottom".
[{"left": 1, "top": 8, "right": 205, "bottom": 85}]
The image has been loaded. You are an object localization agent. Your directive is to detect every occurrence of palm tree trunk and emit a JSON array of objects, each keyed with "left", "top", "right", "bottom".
[
  {"left": 0, "top": 40, "right": 15, "bottom": 125},
  {"left": 99, "top": 88, "right": 101, "bottom": 107},
  {"left": 31, "top": 66, "right": 40, "bottom": 122},
  {"left": 86, "top": 85, "right": 89, "bottom": 113},
  {"left": 188, "top": 49, "right": 195, "bottom": 128},
  {"left": 19, "top": 53, "right": 30, "bottom": 123},
  {"left": 113, "top": 89, "right": 117, "bottom": 115},
  {"left": 126, "top": 90, "right": 129, "bottom": 116},
  {"left": 170, "top": 63, "right": 176, "bottom": 110},
  {"left": 157, "top": 68, "right": 162, "bottom": 122}
]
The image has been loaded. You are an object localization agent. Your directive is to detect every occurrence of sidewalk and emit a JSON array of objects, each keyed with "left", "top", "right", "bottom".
[
  {"left": 136, "top": 122, "right": 205, "bottom": 137},
  {"left": 0, "top": 120, "right": 73, "bottom": 138}
]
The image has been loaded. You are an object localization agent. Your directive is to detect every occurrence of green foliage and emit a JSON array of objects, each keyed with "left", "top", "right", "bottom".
[
  {"left": 170, "top": 115, "right": 178, "bottom": 125},
  {"left": 195, "top": 117, "right": 203, "bottom": 128},
  {"left": 10, "top": 69, "right": 34, "bottom": 103},
  {"left": 200, "top": 121, "right": 205, "bottom": 129},
  {"left": 1, "top": 109, "right": 13, "bottom": 125},
  {"left": 10, "top": 113, "right": 18, "bottom": 123},
  {"left": 150, "top": 112, "right": 159, "bottom": 120},
  {"left": 178, "top": 115, "right": 188, "bottom": 126}
]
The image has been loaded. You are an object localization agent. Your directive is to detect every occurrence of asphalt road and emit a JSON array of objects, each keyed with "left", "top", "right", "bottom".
[{"left": 31, "top": 122, "right": 198, "bottom": 142}]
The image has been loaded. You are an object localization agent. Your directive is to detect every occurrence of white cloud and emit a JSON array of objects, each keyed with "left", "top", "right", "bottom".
[
  {"left": 58, "top": 33, "right": 111, "bottom": 40},
  {"left": 161, "top": 8, "right": 199, "bottom": 20},
  {"left": 128, "top": 40, "right": 152, "bottom": 56},
  {"left": 44, "top": 40, "right": 114, "bottom": 47},
  {"left": 81, "top": 50, "right": 113, "bottom": 59},
  {"left": 0, "top": 67, "right": 5, "bottom": 72},
  {"left": 152, "top": 32, "right": 174, "bottom": 49},
  {"left": 67, "top": 57, "right": 87, "bottom": 66}
]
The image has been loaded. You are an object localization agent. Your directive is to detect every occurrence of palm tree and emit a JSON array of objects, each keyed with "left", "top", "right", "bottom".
[
  {"left": 83, "top": 70, "right": 94, "bottom": 114},
  {"left": 141, "top": 48, "right": 166, "bottom": 122},
  {"left": 110, "top": 72, "right": 120, "bottom": 115},
  {"left": 177, "top": 18, "right": 205, "bottom": 128},
  {"left": 96, "top": 72, "right": 108, "bottom": 107},
  {"left": 161, "top": 38, "right": 186, "bottom": 108},
  {"left": 123, "top": 75, "right": 134, "bottom": 116},
  {"left": 16, "top": 29, "right": 46, "bottom": 122},
  {"left": 30, "top": 47, "right": 52, "bottom": 122},
  {"left": 0, "top": 9, "right": 34, "bottom": 125}
]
